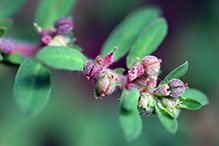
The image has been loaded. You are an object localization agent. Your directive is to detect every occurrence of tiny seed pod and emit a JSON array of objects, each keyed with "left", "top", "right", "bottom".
[
  {"left": 85, "top": 60, "right": 103, "bottom": 80},
  {"left": 96, "top": 75, "right": 115, "bottom": 97},
  {"left": 142, "top": 55, "right": 162, "bottom": 74},
  {"left": 55, "top": 17, "right": 74, "bottom": 34},
  {"left": 168, "top": 79, "right": 187, "bottom": 98}
]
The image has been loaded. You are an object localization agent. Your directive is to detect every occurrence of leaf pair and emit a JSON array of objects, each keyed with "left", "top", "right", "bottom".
[{"left": 101, "top": 6, "right": 167, "bottom": 69}]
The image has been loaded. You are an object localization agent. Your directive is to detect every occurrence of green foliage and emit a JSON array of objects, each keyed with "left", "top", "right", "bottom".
[
  {"left": 182, "top": 88, "right": 209, "bottom": 105},
  {"left": 0, "top": 19, "right": 13, "bottom": 31},
  {"left": 0, "top": 0, "right": 28, "bottom": 19},
  {"left": 0, "top": 27, "right": 6, "bottom": 37},
  {"left": 155, "top": 104, "right": 178, "bottom": 134},
  {"left": 119, "top": 89, "right": 142, "bottom": 142},
  {"left": 101, "top": 6, "right": 161, "bottom": 62},
  {"left": 160, "top": 61, "right": 188, "bottom": 85},
  {"left": 94, "top": 85, "right": 101, "bottom": 99},
  {"left": 126, "top": 18, "right": 167, "bottom": 69},
  {"left": 113, "top": 68, "right": 125, "bottom": 74},
  {"left": 179, "top": 97, "right": 203, "bottom": 110},
  {"left": 13, "top": 57, "right": 51, "bottom": 114},
  {"left": 120, "top": 89, "right": 140, "bottom": 111},
  {"left": 0, "top": 54, "right": 2, "bottom": 61},
  {"left": 34, "top": 0, "right": 78, "bottom": 29},
  {"left": 37, "top": 46, "right": 88, "bottom": 71},
  {"left": 2, "top": 52, "right": 24, "bottom": 65}
]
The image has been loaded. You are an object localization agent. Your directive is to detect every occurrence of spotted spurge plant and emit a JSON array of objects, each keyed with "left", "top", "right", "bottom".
[{"left": 0, "top": 0, "right": 208, "bottom": 142}]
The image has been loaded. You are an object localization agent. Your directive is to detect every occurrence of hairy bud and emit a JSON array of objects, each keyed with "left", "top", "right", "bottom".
[
  {"left": 168, "top": 79, "right": 188, "bottom": 98},
  {"left": 85, "top": 60, "right": 103, "bottom": 80},
  {"left": 0, "top": 38, "right": 13, "bottom": 56},
  {"left": 55, "top": 17, "right": 74, "bottom": 34},
  {"left": 142, "top": 55, "right": 162, "bottom": 74},
  {"left": 96, "top": 75, "right": 116, "bottom": 97}
]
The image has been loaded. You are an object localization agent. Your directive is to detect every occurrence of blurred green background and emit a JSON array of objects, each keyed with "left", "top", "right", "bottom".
[{"left": 0, "top": 0, "right": 219, "bottom": 146}]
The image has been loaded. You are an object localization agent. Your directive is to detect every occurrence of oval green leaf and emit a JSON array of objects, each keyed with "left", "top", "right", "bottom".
[
  {"left": 0, "top": 19, "right": 13, "bottom": 31},
  {"left": 34, "top": 0, "right": 78, "bottom": 29},
  {"left": 126, "top": 18, "right": 168, "bottom": 69},
  {"left": 155, "top": 104, "right": 178, "bottom": 134},
  {"left": 101, "top": 6, "right": 161, "bottom": 62},
  {"left": 119, "top": 89, "right": 142, "bottom": 142},
  {"left": 0, "top": 0, "right": 28, "bottom": 19},
  {"left": 179, "top": 97, "right": 203, "bottom": 110},
  {"left": 120, "top": 89, "right": 140, "bottom": 111},
  {"left": 2, "top": 52, "right": 25, "bottom": 66},
  {"left": 37, "top": 46, "right": 88, "bottom": 71},
  {"left": 13, "top": 57, "right": 51, "bottom": 114},
  {"left": 182, "top": 88, "right": 209, "bottom": 105},
  {"left": 160, "top": 61, "right": 188, "bottom": 85},
  {"left": 0, "top": 27, "right": 6, "bottom": 37}
]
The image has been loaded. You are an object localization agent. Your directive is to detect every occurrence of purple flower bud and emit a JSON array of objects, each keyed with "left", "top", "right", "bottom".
[
  {"left": 168, "top": 79, "right": 188, "bottom": 98},
  {"left": 0, "top": 38, "right": 13, "bottom": 56},
  {"left": 96, "top": 75, "right": 116, "bottom": 97},
  {"left": 85, "top": 60, "right": 103, "bottom": 80},
  {"left": 55, "top": 17, "right": 74, "bottom": 34},
  {"left": 142, "top": 55, "right": 162, "bottom": 74}
]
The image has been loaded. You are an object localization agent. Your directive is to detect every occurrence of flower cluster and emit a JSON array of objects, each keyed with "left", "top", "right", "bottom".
[
  {"left": 85, "top": 47, "right": 119, "bottom": 97},
  {"left": 85, "top": 51, "right": 189, "bottom": 118},
  {"left": 34, "top": 17, "right": 74, "bottom": 47}
]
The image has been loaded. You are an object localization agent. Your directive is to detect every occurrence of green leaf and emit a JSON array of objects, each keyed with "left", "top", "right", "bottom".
[
  {"left": 160, "top": 61, "right": 188, "bottom": 85},
  {"left": 101, "top": 6, "right": 161, "bottom": 62},
  {"left": 0, "top": 54, "right": 2, "bottom": 61},
  {"left": 113, "top": 68, "right": 125, "bottom": 74},
  {"left": 94, "top": 84, "right": 101, "bottom": 99},
  {"left": 179, "top": 97, "right": 203, "bottom": 110},
  {"left": 155, "top": 104, "right": 178, "bottom": 134},
  {"left": 120, "top": 89, "right": 140, "bottom": 111},
  {"left": 0, "top": 19, "right": 13, "bottom": 31},
  {"left": 0, "top": 27, "right": 6, "bottom": 37},
  {"left": 0, "top": 0, "right": 28, "bottom": 19},
  {"left": 114, "top": 81, "right": 121, "bottom": 86},
  {"left": 182, "top": 88, "right": 209, "bottom": 105},
  {"left": 13, "top": 57, "right": 51, "bottom": 114},
  {"left": 2, "top": 52, "right": 25, "bottom": 65},
  {"left": 34, "top": 0, "right": 78, "bottom": 29},
  {"left": 126, "top": 18, "right": 168, "bottom": 69},
  {"left": 37, "top": 46, "right": 88, "bottom": 71},
  {"left": 69, "top": 44, "right": 83, "bottom": 52},
  {"left": 119, "top": 89, "right": 142, "bottom": 142}
]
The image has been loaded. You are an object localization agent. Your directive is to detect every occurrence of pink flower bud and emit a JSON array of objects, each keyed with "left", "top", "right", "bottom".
[
  {"left": 102, "top": 47, "right": 117, "bottom": 67},
  {"left": 168, "top": 79, "right": 188, "bottom": 98},
  {"left": 128, "top": 68, "right": 138, "bottom": 81},
  {"left": 142, "top": 55, "right": 162, "bottom": 74},
  {"left": 128, "top": 65, "right": 145, "bottom": 82},
  {"left": 41, "top": 35, "right": 52, "bottom": 44},
  {"left": 55, "top": 17, "right": 74, "bottom": 34},
  {"left": 96, "top": 75, "right": 116, "bottom": 97},
  {"left": 0, "top": 38, "right": 13, "bottom": 56},
  {"left": 153, "top": 84, "right": 170, "bottom": 97},
  {"left": 85, "top": 60, "right": 103, "bottom": 80}
]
